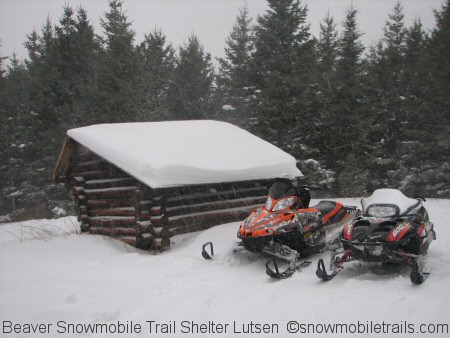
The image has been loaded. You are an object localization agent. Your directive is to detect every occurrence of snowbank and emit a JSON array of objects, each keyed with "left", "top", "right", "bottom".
[
  {"left": 0, "top": 216, "right": 78, "bottom": 246},
  {"left": 1, "top": 199, "right": 449, "bottom": 338},
  {"left": 67, "top": 121, "right": 302, "bottom": 188}
]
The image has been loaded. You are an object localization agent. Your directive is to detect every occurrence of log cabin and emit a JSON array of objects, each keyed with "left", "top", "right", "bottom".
[{"left": 53, "top": 120, "right": 301, "bottom": 250}]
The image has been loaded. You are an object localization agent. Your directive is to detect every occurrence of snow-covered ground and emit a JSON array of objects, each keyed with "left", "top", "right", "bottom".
[{"left": 1, "top": 199, "right": 449, "bottom": 338}]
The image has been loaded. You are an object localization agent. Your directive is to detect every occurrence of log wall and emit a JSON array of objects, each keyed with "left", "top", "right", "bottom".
[{"left": 56, "top": 140, "right": 271, "bottom": 250}]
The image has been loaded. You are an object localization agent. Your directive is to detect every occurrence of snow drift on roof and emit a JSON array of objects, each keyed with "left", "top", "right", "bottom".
[{"left": 67, "top": 120, "right": 302, "bottom": 188}]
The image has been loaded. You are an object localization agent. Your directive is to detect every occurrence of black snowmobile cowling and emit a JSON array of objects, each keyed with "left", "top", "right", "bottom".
[
  {"left": 316, "top": 188, "right": 436, "bottom": 284},
  {"left": 342, "top": 188, "right": 434, "bottom": 259}
]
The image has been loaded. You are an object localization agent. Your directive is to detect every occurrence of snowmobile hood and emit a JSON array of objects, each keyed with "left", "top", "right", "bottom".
[
  {"left": 238, "top": 207, "right": 294, "bottom": 237},
  {"left": 238, "top": 206, "right": 320, "bottom": 238},
  {"left": 361, "top": 189, "right": 421, "bottom": 216}
]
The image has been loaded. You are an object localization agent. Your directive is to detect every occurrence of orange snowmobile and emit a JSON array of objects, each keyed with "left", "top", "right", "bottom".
[{"left": 202, "top": 178, "right": 359, "bottom": 278}]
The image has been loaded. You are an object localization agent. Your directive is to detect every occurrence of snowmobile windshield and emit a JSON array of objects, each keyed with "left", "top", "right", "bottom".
[
  {"left": 265, "top": 195, "right": 299, "bottom": 212},
  {"left": 366, "top": 204, "right": 398, "bottom": 218},
  {"left": 362, "top": 189, "right": 419, "bottom": 215},
  {"left": 268, "top": 179, "right": 298, "bottom": 199},
  {"left": 265, "top": 179, "right": 300, "bottom": 211}
]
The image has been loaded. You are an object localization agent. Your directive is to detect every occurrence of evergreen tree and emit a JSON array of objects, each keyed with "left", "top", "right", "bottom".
[
  {"left": 22, "top": 17, "right": 62, "bottom": 170},
  {"left": 6, "top": 6, "right": 98, "bottom": 217},
  {"left": 403, "top": 18, "right": 428, "bottom": 91},
  {"left": 251, "top": 0, "right": 316, "bottom": 147},
  {"left": 366, "top": 3, "right": 437, "bottom": 194},
  {"left": 398, "top": 17, "right": 430, "bottom": 164},
  {"left": 415, "top": 0, "right": 450, "bottom": 197},
  {"left": 331, "top": 5, "right": 368, "bottom": 195},
  {"left": 55, "top": 5, "right": 77, "bottom": 109},
  {"left": 0, "top": 43, "right": 11, "bottom": 212},
  {"left": 368, "top": 1, "right": 408, "bottom": 182},
  {"left": 67, "top": 6, "right": 100, "bottom": 125},
  {"left": 97, "top": 0, "right": 139, "bottom": 122},
  {"left": 0, "top": 55, "right": 32, "bottom": 213},
  {"left": 382, "top": 1, "right": 407, "bottom": 70},
  {"left": 429, "top": 0, "right": 450, "bottom": 141},
  {"left": 53, "top": 5, "right": 99, "bottom": 126},
  {"left": 317, "top": 10, "right": 338, "bottom": 75},
  {"left": 314, "top": 12, "right": 339, "bottom": 148},
  {"left": 136, "top": 29, "right": 176, "bottom": 121},
  {"left": 430, "top": 0, "right": 450, "bottom": 86},
  {"left": 335, "top": 5, "right": 365, "bottom": 87},
  {"left": 217, "top": 5, "right": 254, "bottom": 126},
  {"left": 24, "top": 18, "right": 60, "bottom": 127},
  {"left": 169, "top": 35, "right": 215, "bottom": 120},
  {"left": 302, "top": 11, "right": 339, "bottom": 192}
]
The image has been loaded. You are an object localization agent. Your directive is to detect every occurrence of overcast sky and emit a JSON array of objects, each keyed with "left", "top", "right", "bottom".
[{"left": 0, "top": 0, "right": 444, "bottom": 65}]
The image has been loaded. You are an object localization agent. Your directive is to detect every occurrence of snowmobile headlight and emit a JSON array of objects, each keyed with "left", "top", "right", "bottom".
[
  {"left": 366, "top": 205, "right": 397, "bottom": 218},
  {"left": 265, "top": 196, "right": 273, "bottom": 210},
  {"left": 273, "top": 197, "right": 298, "bottom": 211}
]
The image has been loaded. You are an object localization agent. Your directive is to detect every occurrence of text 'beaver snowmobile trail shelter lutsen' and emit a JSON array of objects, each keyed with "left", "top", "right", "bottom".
[{"left": 53, "top": 120, "right": 302, "bottom": 250}]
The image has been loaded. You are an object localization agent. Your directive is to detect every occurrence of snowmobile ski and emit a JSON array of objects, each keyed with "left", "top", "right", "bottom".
[
  {"left": 316, "top": 258, "right": 338, "bottom": 281},
  {"left": 266, "top": 258, "right": 311, "bottom": 279},
  {"left": 202, "top": 242, "right": 214, "bottom": 260},
  {"left": 409, "top": 254, "right": 430, "bottom": 285},
  {"left": 316, "top": 248, "right": 353, "bottom": 281}
]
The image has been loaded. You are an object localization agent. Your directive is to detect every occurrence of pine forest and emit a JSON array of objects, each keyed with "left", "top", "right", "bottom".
[{"left": 0, "top": 0, "right": 449, "bottom": 220}]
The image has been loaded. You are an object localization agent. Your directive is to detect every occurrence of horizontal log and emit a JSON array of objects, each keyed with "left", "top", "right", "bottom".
[
  {"left": 86, "top": 199, "right": 135, "bottom": 209},
  {"left": 117, "top": 236, "right": 137, "bottom": 246},
  {"left": 72, "top": 160, "right": 107, "bottom": 173},
  {"left": 88, "top": 207, "right": 135, "bottom": 217},
  {"left": 150, "top": 206, "right": 164, "bottom": 216},
  {"left": 166, "top": 204, "right": 259, "bottom": 230},
  {"left": 72, "top": 158, "right": 107, "bottom": 175},
  {"left": 88, "top": 216, "right": 136, "bottom": 227},
  {"left": 83, "top": 186, "right": 139, "bottom": 199},
  {"left": 150, "top": 215, "right": 168, "bottom": 227},
  {"left": 138, "top": 212, "right": 150, "bottom": 221},
  {"left": 72, "top": 169, "right": 129, "bottom": 180},
  {"left": 163, "top": 186, "right": 267, "bottom": 208},
  {"left": 165, "top": 196, "right": 265, "bottom": 217},
  {"left": 90, "top": 226, "right": 136, "bottom": 236},
  {"left": 152, "top": 179, "right": 272, "bottom": 197},
  {"left": 139, "top": 200, "right": 152, "bottom": 207},
  {"left": 72, "top": 160, "right": 119, "bottom": 176},
  {"left": 84, "top": 177, "right": 138, "bottom": 189}
]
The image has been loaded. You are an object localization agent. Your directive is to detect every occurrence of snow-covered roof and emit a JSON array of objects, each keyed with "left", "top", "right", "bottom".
[
  {"left": 67, "top": 120, "right": 302, "bottom": 188},
  {"left": 361, "top": 188, "right": 420, "bottom": 215}
]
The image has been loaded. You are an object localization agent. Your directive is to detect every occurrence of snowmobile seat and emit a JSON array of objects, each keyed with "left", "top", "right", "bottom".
[{"left": 311, "top": 200, "right": 339, "bottom": 217}]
